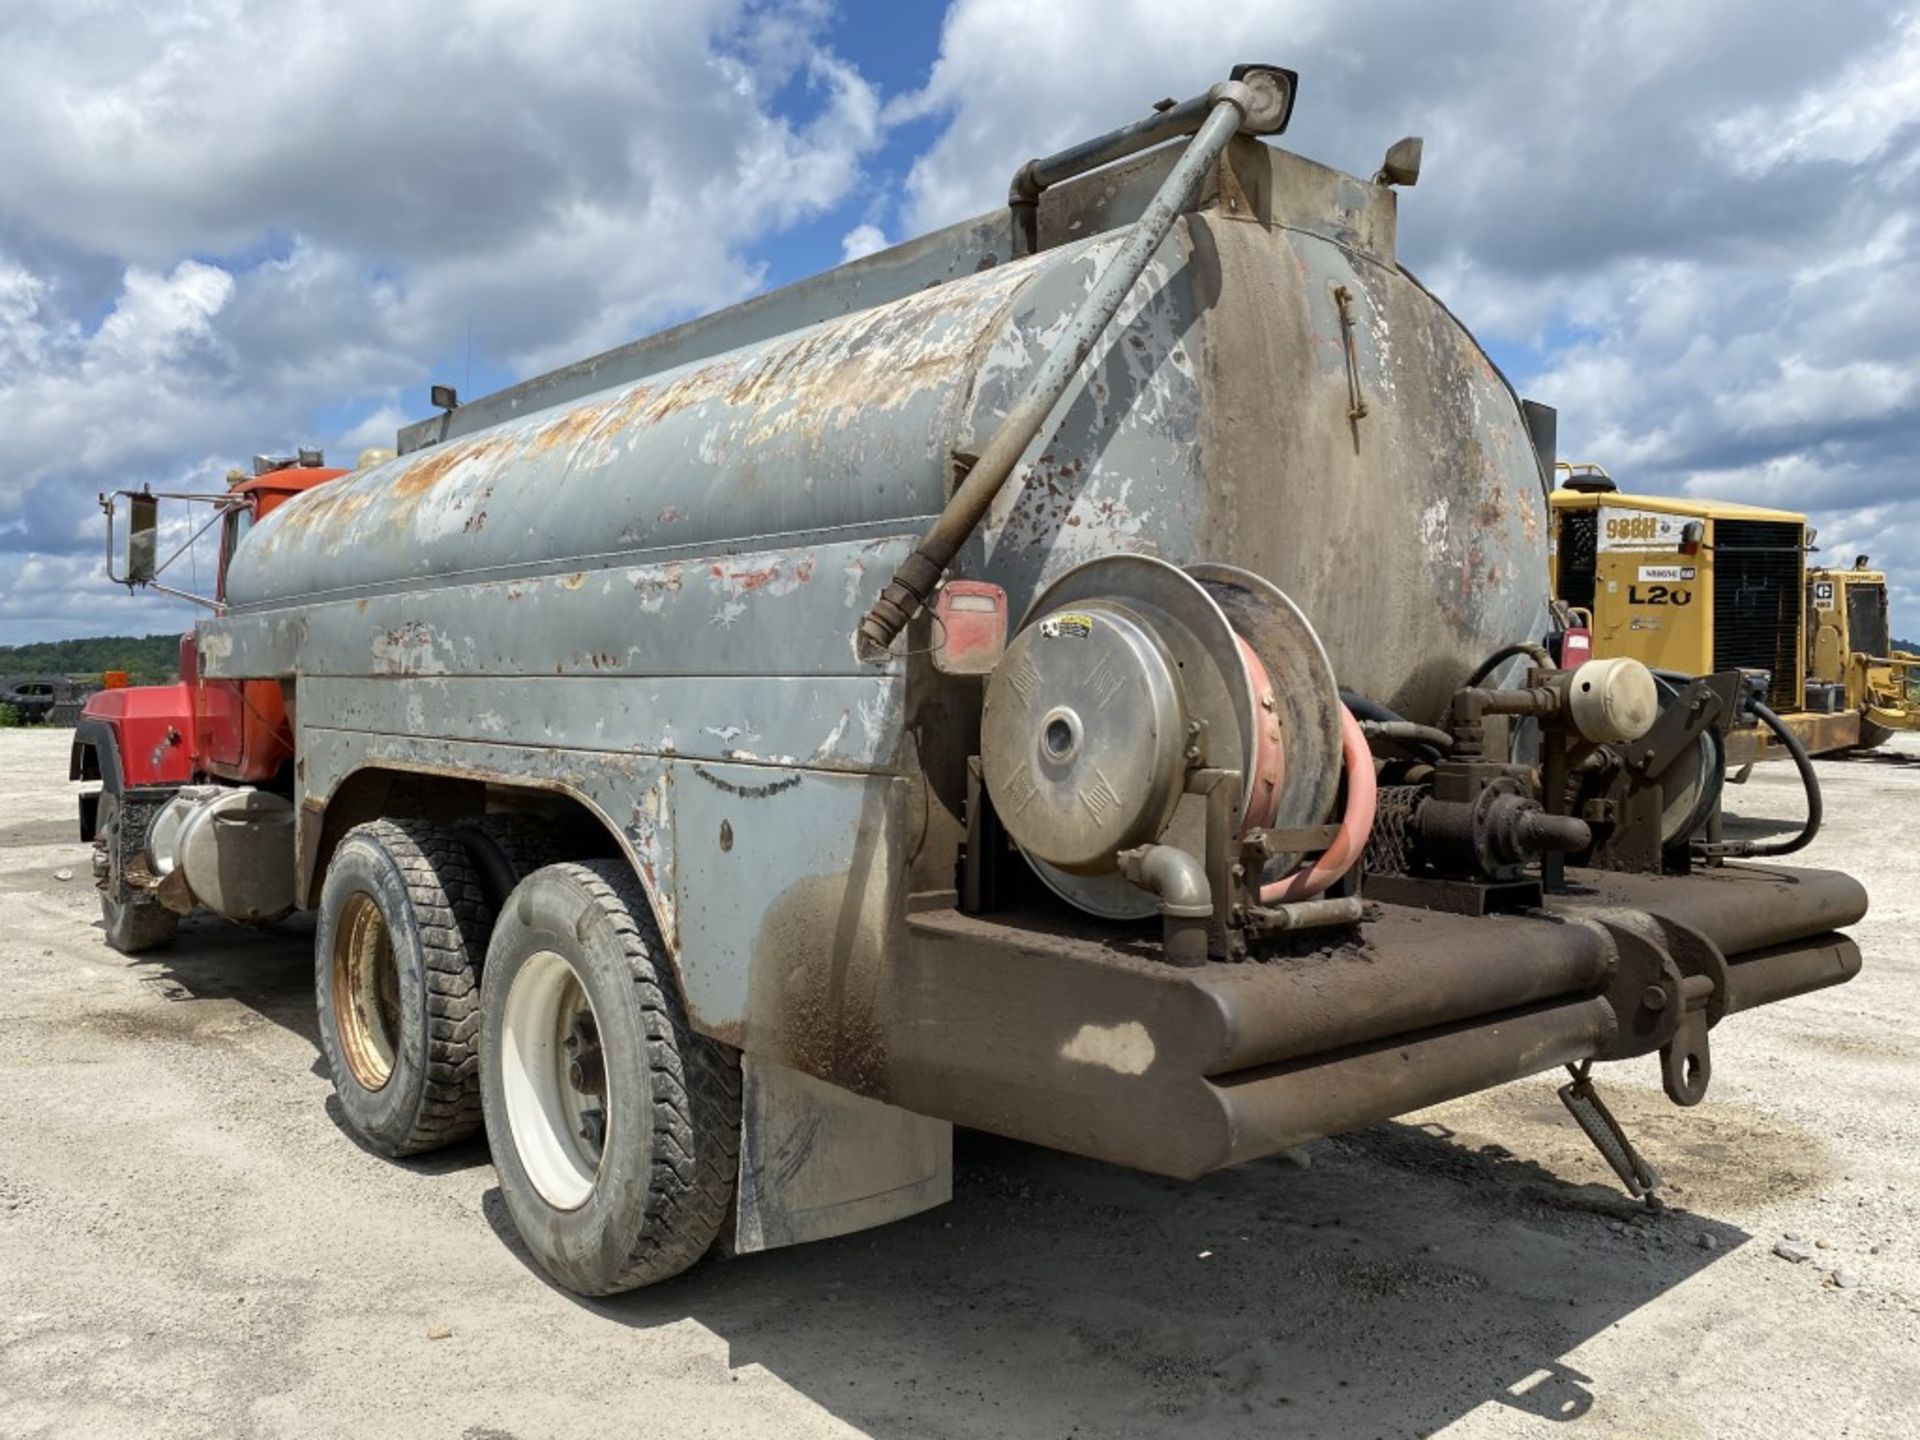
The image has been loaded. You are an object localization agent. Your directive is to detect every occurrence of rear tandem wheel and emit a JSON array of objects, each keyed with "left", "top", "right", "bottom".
[{"left": 479, "top": 861, "right": 741, "bottom": 1295}]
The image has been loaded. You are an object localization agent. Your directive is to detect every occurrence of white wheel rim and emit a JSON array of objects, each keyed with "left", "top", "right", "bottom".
[{"left": 501, "top": 950, "right": 609, "bottom": 1211}]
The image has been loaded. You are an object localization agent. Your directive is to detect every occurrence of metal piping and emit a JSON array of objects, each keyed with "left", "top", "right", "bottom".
[
  {"left": 1009, "top": 95, "right": 1211, "bottom": 258},
  {"left": 1723, "top": 934, "right": 1861, "bottom": 1013},
  {"left": 1196, "top": 918, "right": 1614, "bottom": 1072},
  {"left": 1007, "top": 66, "right": 1296, "bottom": 258},
  {"left": 854, "top": 71, "right": 1291, "bottom": 663},
  {"left": 1244, "top": 895, "right": 1366, "bottom": 934},
  {"left": 1117, "top": 843, "right": 1213, "bottom": 965}
]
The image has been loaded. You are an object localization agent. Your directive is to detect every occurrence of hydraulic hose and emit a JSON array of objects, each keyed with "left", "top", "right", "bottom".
[
  {"left": 1695, "top": 697, "right": 1822, "bottom": 859},
  {"left": 1339, "top": 691, "right": 1401, "bottom": 725},
  {"left": 1357, "top": 719, "right": 1456, "bottom": 751},
  {"left": 1260, "top": 706, "right": 1377, "bottom": 904},
  {"left": 1341, "top": 690, "right": 1451, "bottom": 759},
  {"left": 1464, "top": 641, "right": 1553, "bottom": 690}
]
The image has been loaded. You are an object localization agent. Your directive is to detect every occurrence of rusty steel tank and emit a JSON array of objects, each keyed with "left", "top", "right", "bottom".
[{"left": 228, "top": 94, "right": 1544, "bottom": 726}]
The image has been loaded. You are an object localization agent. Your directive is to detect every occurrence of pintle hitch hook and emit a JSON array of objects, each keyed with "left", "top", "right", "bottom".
[{"left": 1558, "top": 1062, "right": 1665, "bottom": 1212}]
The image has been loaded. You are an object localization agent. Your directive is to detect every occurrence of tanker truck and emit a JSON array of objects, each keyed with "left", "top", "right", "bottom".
[{"left": 74, "top": 67, "right": 1866, "bottom": 1296}]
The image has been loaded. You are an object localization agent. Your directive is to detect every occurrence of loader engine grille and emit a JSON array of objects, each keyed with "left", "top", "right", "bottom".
[
  {"left": 1557, "top": 511, "right": 1599, "bottom": 613},
  {"left": 1713, "top": 519, "right": 1804, "bottom": 711},
  {"left": 1847, "top": 581, "right": 1891, "bottom": 660}
]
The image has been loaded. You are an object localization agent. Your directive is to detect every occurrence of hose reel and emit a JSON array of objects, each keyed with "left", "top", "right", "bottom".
[{"left": 979, "top": 556, "right": 1344, "bottom": 920}]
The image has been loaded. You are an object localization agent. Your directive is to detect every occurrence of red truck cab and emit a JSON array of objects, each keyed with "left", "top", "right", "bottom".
[{"left": 73, "top": 458, "right": 348, "bottom": 824}]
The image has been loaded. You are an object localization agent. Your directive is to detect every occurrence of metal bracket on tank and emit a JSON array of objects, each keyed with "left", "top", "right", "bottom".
[
  {"left": 1333, "top": 284, "right": 1369, "bottom": 447},
  {"left": 1189, "top": 767, "right": 1241, "bottom": 960}
]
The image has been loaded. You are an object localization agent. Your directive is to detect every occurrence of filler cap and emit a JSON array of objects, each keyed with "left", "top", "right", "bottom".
[{"left": 1567, "top": 658, "right": 1659, "bottom": 745}]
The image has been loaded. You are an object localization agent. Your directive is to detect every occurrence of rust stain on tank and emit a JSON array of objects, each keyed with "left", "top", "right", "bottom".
[
  {"left": 711, "top": 554, "right": 817, "bottom": 595},
  {"left": 253, "top": 256, "right": 1034, "bottom": 574}
]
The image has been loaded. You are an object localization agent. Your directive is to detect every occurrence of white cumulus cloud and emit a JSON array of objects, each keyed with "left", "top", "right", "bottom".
[{"left": 0, "top": 0, "right": 885, "bottom": 642}]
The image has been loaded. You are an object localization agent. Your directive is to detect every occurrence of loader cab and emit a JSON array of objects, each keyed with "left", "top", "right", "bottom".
[
  {"left": 1805, "top": 563, "right": 1920, "bottom": 740},
  {"left": 1549, "top": 481, "right": 1807, "bottom": 714},
  {"left": 1809, "top": 565, "right": 1892, "bottom": 676}
]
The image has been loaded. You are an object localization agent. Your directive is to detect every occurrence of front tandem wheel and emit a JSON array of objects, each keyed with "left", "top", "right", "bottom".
[
  {"left": 314, "top": 819, "right": 491, "bottom": 1157},
  {"left": 480, "top": 861, "right": 740, "bottom": 1295}
]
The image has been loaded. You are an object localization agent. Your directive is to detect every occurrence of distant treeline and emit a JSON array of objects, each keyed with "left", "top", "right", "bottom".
[{"left": 0, "top": 633, "right": 181, "bottom": 684}]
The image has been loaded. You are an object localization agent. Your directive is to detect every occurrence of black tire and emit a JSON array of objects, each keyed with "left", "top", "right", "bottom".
[
  {"left": 1855, "top": 720, "right": 1896, "bottom": 752},
  {"left": 480, "top": 861, "right": 740, "bottom": 1295},
  {"left": 452, "top": 814, "right": 578, "bottom": 916},
  {"left": 96, "top": 791, "right": 178, "bottom": 955},
  {"left": 315, "top": 818, "right": 490, "bottom": 1157}
]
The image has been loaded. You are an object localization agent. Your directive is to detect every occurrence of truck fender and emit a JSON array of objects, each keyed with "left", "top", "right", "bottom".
[{"left": 70, "top": 717, "right": 124, "bottom": 842}]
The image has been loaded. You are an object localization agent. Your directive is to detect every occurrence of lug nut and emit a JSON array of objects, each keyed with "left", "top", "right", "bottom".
[
  {"left": 569, "top": 1051, "right": 607, "bottom": 1095},
  {"left": 1641, "top": 984, "right": 1668, "bottom": 1012}
]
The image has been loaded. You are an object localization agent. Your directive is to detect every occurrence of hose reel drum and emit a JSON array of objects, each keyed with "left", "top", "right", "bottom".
[{"left": 980, "top": 556, "right": 1343, "bottom": 918}]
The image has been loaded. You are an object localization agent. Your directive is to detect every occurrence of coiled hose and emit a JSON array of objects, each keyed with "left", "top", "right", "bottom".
[
  {"left": 1259, "top": 706, "right": 1377, "bottom": 904},
  {"left": 1694, "top": 696, "right": 1822, "bottom": 858}
]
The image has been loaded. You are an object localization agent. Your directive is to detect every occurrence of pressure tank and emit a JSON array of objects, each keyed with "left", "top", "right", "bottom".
[{"left": 228, "top": 138, "right": 1548, "bottom": 722}]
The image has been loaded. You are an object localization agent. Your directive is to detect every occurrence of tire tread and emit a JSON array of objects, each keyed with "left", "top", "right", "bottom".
[
  {"left": 548, "top": 860, "right": 740, "bottom": 1291},
  {"left": 331, "top": 818, "right": 490, "bottom": 1154}
]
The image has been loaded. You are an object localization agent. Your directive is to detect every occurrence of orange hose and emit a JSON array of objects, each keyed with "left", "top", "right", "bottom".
[
  {"left": 1234, "top": 634, "right": 1286, "bottom": 836},
  {"left": 1259, "top": 704, "right": 1377, "bottom": 905}
]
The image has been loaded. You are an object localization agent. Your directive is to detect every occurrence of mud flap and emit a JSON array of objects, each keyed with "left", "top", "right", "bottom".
[{"left": 732, "top": 1055, "right": 951, "bottom": 1254}]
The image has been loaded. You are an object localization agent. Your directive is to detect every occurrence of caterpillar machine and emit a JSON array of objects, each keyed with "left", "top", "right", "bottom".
[
  {"left": 1550, "top": 462, "right": 1920, "bottom": 783},
  {"left": 1807, "top": 559, "right": 1920, "bottom": 749},
  {"left": 76, "top": 68, "right": 1866, "bottom": 1295}
]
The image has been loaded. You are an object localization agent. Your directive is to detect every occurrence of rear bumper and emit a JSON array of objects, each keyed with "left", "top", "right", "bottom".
[{"left": 879, "top": 864, "right": 1865, "bottom": 1179}]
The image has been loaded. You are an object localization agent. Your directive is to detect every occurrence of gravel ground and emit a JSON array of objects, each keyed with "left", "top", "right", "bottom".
[{"left": 1, "top": 725, "right": 1915, "bottom": 1439}]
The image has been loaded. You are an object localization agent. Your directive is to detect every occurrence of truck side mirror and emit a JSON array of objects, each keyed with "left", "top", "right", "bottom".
[{"left": 127, "top": 492, "right": 159, "bottom": 585}]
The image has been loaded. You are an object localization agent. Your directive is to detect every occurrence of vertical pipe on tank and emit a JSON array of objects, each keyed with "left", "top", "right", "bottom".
[{"left": 856, "top": 73, "right": 1291, "bottom": 662}]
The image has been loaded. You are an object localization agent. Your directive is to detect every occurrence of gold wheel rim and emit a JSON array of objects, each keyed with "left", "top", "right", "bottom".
[{"left": 332, "top": 892, "right": 400, "bottom": 1091}]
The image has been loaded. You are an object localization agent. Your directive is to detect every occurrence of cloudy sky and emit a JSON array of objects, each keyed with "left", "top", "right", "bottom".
[{"left": 1, "top": 0, "right": 1916, "bottom": 645}]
